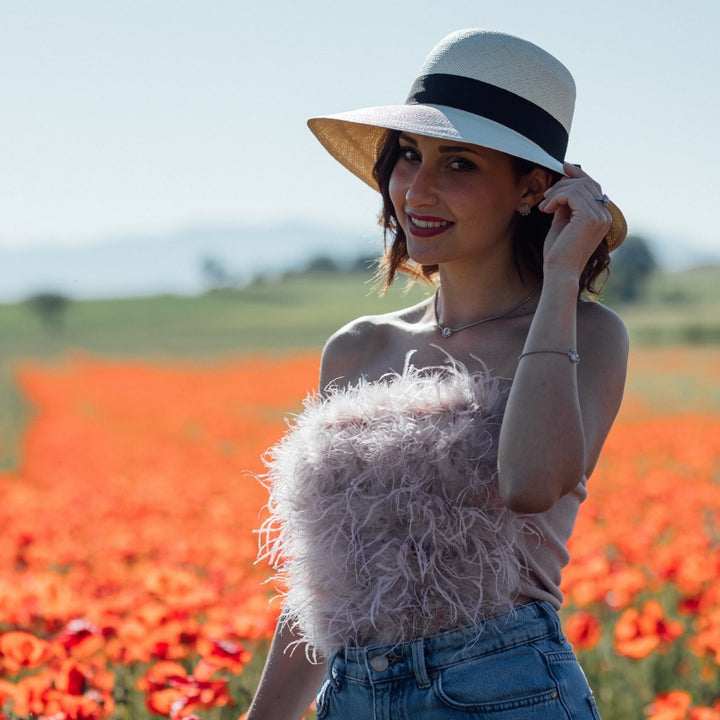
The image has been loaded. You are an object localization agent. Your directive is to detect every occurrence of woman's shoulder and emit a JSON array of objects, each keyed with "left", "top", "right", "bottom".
[
  {"left": 577, "top": 298, "right": 628, "bottom": 342},
  {"left": 319, "top": 313, "right": 397, "bottom": 390},
  {"left": 577, "top": 298, "right": 629, "bottom": 369},
  {"left": 320, "top": 300, "right": 431, "bottom": 389}
]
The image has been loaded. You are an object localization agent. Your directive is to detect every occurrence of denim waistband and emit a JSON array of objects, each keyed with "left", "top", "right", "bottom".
[{"left": 329, "top": 601, "right": 563, "bottom": 688}]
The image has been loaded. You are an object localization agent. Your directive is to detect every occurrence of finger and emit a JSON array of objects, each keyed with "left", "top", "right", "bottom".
[
  {"left": 539, "top": 184, "right": 612, "bottom": 229},
  {"left": 562, "top": 162, "right": 604, "bottom": 190},
  {"left": 542, "top": 181, "right": 608, "bottom": 210},
  {"left": 542, "top": 175, "right": 604, "bottom": 210},
  {"left": 540, "top": 195, "right": 612, "bottom": 230},
  {"left": 563, "top": 161, "right": 588, "bottom": 179}
]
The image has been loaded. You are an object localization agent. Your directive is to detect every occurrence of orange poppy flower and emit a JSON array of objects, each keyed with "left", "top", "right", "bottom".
[
  {"left": 614, "top": 600, "right": 684, "bottom": 659},
  {"left": 646, "top": 690, "right": 692, "bottom": 720},
  {"left": 0, "top": 630, "right": 52, "bottom": 674},
  {"left": 146, "top": 686, "right": 185, "bottom": 716},
  {"left": 690, "top": 708, "right": 720, "bottom": 720}
]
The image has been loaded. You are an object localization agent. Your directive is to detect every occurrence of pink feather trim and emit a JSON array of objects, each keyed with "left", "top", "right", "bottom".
[{"left": 258, "top": 361, "right": 540, "bottom": 656}]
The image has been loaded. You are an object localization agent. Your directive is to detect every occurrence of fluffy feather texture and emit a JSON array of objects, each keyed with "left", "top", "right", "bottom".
[{"left": 258, "top": 360, "right": 542, "bottom": 657}]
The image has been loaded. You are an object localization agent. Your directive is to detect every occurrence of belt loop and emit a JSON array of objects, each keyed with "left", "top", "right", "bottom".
[
  {"left": 328, "top": 653, "right": 342, "bottom": 690},
  {"left": 411, "top": 639, "right": 431, "bottom": 689}
]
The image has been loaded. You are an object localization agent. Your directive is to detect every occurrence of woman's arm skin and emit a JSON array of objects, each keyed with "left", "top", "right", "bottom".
[
  {"left": 247, "top": 353, "right": 352, "bottom": 719},
  {"left": 497, "top": 164, "right": 629, "bottom": 513},
  {"left": 245, "top": 620, "right": 327, "bottom": 720}
]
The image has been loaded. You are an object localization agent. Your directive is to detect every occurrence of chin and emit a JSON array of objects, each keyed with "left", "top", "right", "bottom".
[
  {"left": 405, "top": 242, "right": 444, "bottom": 267},
  {"left": 407, "top": 253, "right": 442, "bottom": 268}
]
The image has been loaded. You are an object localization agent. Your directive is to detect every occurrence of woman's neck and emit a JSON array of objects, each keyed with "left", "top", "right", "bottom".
[{"left": 434, "top": 264, "right": 540, "bottom": 329}]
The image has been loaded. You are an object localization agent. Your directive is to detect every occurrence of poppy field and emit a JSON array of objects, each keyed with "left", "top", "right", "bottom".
[{"left": 0, "top": 344, "right": 718, "bottom": 719}]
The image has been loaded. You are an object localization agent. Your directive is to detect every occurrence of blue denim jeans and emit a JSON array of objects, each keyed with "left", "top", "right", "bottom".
[{"left": 315, "top": 601, "right": 601, "bottom": 719}]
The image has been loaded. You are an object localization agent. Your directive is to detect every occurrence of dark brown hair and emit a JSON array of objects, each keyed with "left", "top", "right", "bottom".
[{"left": 371, "top": 129, "right": 610, "bottom": 296}]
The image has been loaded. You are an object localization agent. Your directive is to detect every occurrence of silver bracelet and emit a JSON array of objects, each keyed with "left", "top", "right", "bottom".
[{"left": 518, "top": 349, "right": 580, "bottom": 364}]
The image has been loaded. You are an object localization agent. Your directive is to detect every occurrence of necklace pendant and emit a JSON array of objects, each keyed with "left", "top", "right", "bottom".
[{"left": 433, "top": 285, "right": 541, "bottom": 339}]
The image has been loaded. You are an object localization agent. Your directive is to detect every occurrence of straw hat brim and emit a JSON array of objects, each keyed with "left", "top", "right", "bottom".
[{"left": 308, "top": 107, "right": 627, "bottom": 250}]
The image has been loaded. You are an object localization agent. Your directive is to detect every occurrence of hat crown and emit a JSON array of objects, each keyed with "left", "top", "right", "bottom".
[{"left": 418, "top": 29, "right": 576, "bottom": 134}]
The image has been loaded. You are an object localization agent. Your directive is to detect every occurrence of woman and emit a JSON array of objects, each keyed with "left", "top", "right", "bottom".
[{"left": 247, "top": 28, "right": 628, "bottom": 719}]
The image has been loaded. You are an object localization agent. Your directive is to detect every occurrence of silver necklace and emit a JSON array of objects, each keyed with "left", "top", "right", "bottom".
[{"left": 434, "top": 285, "right": 541, "bottom": 338}]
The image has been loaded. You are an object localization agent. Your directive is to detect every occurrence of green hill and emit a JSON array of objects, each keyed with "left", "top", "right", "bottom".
[
  {"left": 615, "top": 265, "right": 720, "bottom": 344},
  {"left": 4, "top": 265, "right": 719, "bottom": 359},
  {"left": 3, "top": 264, "right": 719, "bottom": 363}
]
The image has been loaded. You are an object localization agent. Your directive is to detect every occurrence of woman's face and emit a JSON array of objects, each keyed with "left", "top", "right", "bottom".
[{"left": 388, "top": 132, "right": 531, "bottom": 270}]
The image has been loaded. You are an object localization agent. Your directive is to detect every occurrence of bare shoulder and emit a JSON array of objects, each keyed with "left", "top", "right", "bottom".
[
  {"left": 577, "top": 299, "right": 629, "bottom": 361},
  {"left": 320, "top": 316, "right": 383, "bottom": 389},
  {"left": 320, "top": 299, "right": 431, "bottom": 390},
  {"left": 575, "top": 301, "right": 630, "bottom": 474},
  {"left": 576, "top": 299, "right": 629, "bottom": 414}
]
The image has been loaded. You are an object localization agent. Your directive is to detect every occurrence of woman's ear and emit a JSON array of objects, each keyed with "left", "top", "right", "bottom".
[{"left": 522, "top": 168, "right": 554, "bottom": 207}]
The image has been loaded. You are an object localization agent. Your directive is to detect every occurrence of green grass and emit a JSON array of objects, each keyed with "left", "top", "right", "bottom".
[
  {"left": 0, "top": 272, "right": 430, "bottom": 361},
  {"left": 615, "top": 302, "right": 720, "bottom": 345},
  {"left": 644, "top": 264, "right": 720, "bottom": 304},
  {"left": 611, "top": 265, "right": 720, "bottom": 344}
]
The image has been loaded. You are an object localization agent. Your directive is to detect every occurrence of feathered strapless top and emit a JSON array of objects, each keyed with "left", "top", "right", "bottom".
[{"left": 258, "top": 362, "right": 544, "bottom": 657}]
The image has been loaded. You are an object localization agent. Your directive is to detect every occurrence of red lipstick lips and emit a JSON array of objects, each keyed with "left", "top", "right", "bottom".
[{"left": 407, "top": 213, "right": 453, "bottom": 238}]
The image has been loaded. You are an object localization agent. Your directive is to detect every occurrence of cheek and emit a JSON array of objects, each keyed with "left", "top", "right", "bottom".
[
  {"left": 388, "top": 166, "right": 409, "bottom": 212},
  {"left": 455, "top": 182, "right": 518, "bottom": 223}
]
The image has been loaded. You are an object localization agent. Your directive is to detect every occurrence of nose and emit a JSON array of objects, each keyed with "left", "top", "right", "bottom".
[{"left": 404, "top": 163, "right": 438, "bottom": 208}]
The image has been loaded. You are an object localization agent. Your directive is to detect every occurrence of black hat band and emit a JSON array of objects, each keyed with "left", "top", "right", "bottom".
[{"left": 406, "top": 73, "right": 569, "bottom": 163}]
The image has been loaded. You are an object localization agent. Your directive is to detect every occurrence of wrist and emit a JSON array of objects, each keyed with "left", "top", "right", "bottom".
[
  {"left": 533, "top": 269, "right": 580, "bottom": 332},
  {"left": 540, "top": 266, "right": 581, "bottom": 296}
]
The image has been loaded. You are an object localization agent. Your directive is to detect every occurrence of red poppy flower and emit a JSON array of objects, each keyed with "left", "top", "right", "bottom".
[{"left": 564, "top": 612, "right": 601, "bottom": 651}]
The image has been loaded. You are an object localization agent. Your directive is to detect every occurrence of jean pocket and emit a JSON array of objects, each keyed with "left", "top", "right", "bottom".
[
  {"left": 542, "top": 648, "right": 602, "bottom": 719},
  {"left": 433, "top": 645, "right": 561, "bottom": 714}
]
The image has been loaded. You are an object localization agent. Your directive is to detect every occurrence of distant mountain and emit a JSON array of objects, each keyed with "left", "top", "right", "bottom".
[
  {"left": 0, "top": 224, "right": 382, "bottom": 303},
  {"left": 0, "top": 222, "right": 715, "bottom": 304}
]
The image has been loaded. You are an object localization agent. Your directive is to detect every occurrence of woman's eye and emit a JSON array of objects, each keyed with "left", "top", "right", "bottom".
[
  {"left": 449, "top": 158, "right": 476, "bottom": 171},
  {"left": 398, "top": 146, "right": 420, "bottom": 162}
]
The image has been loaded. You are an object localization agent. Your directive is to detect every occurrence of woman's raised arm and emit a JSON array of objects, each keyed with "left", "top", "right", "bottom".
[{"left": 497, "top": 165, "right": 629, "bottom": 513}]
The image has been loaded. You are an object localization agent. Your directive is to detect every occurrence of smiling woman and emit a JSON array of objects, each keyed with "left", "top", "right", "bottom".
[
  {"left": 373, "top": 129, "right": 617, "bottom": 300},
  {"left": 247, "top": 28, "right": 629, "bottom": 720},
  {"left": 385, "top": 133, "right": 555, "bottom": 286}
]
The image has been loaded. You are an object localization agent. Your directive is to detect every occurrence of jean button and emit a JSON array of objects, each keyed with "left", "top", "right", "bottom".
[{"left": 370, "top": 654, "right": 389, "bottom": 671}]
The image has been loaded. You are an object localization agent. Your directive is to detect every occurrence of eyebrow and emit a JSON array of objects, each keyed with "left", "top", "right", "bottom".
[{"left": 399, "top": 132, "right": 482, "bottom": 156}]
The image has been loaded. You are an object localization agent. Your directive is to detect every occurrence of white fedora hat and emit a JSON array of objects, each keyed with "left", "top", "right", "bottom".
[{"left": 308, "top": 28, "right": 626, "bottom": 249}]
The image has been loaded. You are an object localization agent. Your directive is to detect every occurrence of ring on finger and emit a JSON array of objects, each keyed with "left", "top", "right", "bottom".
[{"left": 593, "top": 193, "right": 610, "bottom": 208}]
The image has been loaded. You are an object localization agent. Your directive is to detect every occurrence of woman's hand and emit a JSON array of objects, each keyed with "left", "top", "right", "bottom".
[{"left": 537, "top": 162, "right": 612, "bottom": 277}]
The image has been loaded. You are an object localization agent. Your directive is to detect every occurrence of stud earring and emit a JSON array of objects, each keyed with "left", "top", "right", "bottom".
[{"left": 518, "top": 202, "right": 532, "bottom": 217}]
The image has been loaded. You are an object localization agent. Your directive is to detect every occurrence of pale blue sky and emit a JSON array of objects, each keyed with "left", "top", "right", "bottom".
[{"left": 1, "top": 0, "right": 717, "bottom": 260}]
